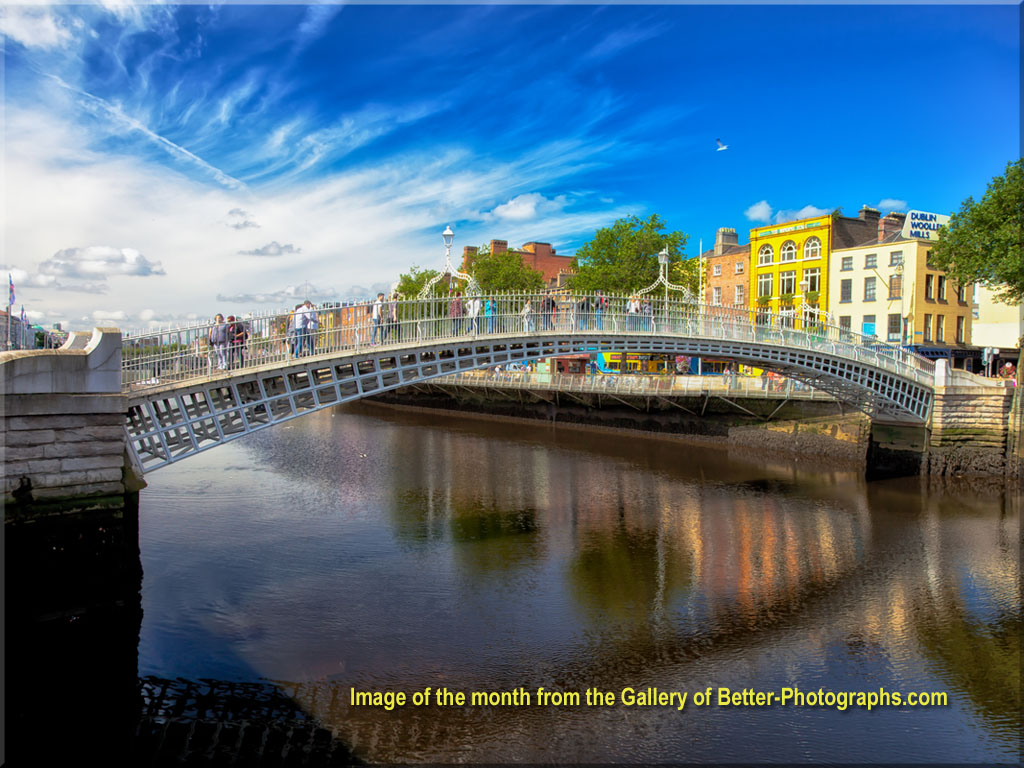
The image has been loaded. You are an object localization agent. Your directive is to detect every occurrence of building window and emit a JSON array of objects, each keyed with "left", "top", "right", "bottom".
[
  {"left": 804, "top": 237, "right": 821, "bottom": 260},
  {"left": 864, "top": 276, "right": 876, "bottom": 302},
  {"left": 956, "top": 316, "right": 965, "bottom": 344},
  {"left": 938, "top": 275, "right": 946, "bottom": 301},
  {"left": 758, "top": 273, "right": 773, "bottom": 298},
  {"left": 802, "top": 267, "right": 821, "bottom": 294},
  {"left": 735, "top": 261, "right": 744, "bottom": 274},
  {"left": 887, "top": 313, "right": 902, "bottom": 342},
  {"left": 713, "top": 264, "right": 722, "bottom": 276},
  {"left": 957, "top": 284, "right": 967, "bottom": 304},
  {"left": 889, "top": 250, "right": 903, "bottom": 266},
  {"left": 889, "top": 274, "right": 902, "bottom": 300},
  {"left": 840, "top": 279, "right": 852, "bottom": 303},
  {"left": 839, "top": 316, "right": 852, "bottom": 341},
  {"left": 865, "top": 253, "right": 877, "bottom": 269},
  {"left": 780, "top": 270, "right": 797, "bottom": 296},
  {"left": 841, "top": 256, "right": 853, "bottom": 271},
  {"left": 923, "top": 314, "right": 932, "bottom": 342},
  {"left": 712, "top": 286, "right": 722, "bottom": 305},
  {"left": 734, "top": 285, "right": 745, "bottom": 305},
  {"left": 925, "top": 274, "right": 934, "bottom": 300},
  {"left": 780, "top": 240, "right": 797, "bottom": 262},
  {"left": 936, "top": 315, "right": 944, "bottom": 342},
  {"left": 862, "top": 315, "right": 877, "bottom": 337},
  {"left": 926, "top": 250, "right": 936, "bottom": 269},
  {"left": 758, "top": 244, "right": 774, "bottom": 265}
]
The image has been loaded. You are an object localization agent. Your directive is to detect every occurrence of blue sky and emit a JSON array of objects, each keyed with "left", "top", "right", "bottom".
[{"left": 2, "top": 2, "right": 1019, "bottom": 330}]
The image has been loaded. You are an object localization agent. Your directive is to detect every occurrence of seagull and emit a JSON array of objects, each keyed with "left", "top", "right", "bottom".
[{"left": 716, "top": 138, "right": 728, "bottom": 151}]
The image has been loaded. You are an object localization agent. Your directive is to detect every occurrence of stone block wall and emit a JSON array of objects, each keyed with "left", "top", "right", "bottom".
[
  {"left": 928, "top": 385, "right": 1015, "bottom": 476},
  {"left": 2, "top": 328, "right": 135, "bottom": 512}
]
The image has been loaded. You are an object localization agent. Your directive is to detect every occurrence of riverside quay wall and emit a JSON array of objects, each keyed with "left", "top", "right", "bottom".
[{"left": 2, "top": 327, "right": 142, "bottom": 515}]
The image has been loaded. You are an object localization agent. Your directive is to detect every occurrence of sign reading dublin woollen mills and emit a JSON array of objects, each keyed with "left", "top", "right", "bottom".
[{"left": 901, "top": 210, "right": 951, "bottom": 240}]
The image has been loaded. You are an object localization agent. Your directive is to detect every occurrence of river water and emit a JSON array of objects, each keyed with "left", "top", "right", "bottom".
[{"left": 138, "top": 403, "right": 1020, "bottom": 764}]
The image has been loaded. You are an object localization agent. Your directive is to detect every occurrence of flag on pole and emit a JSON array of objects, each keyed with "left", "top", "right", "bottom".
[
  {"left": 8, "top": 274, "right": 14, "bottom": 307},
  {"left": 20, "top": 305, "right": 27, "bottom": 324}
]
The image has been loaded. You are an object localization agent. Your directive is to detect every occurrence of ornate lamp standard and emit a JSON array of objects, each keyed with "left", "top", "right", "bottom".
[
  {"left": 418, "top": 225, "right": 481, "bottom": 299},
  {"left": 637, "top": 247, "right": 694, "bottom": 321}
]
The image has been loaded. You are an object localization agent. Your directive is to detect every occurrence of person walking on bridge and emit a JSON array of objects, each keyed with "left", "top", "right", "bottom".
[
  {"left": 371, "top": 292, "right": 385, "bottom": 345},
  {"left": 209, "top": 313, "right": 229, "bottom": 370}
]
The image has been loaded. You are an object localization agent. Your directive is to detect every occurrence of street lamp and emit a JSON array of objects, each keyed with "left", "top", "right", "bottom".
[{"left": 419, "top": 224, "right": 481, "bottom": 299}]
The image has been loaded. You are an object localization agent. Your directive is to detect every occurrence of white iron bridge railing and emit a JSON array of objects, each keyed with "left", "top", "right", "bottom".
[
  {"left": 121, "top": 292, "right": 936, "bottom": 394},
  {"left": 433, "top": 370, "right": 839, "bottom": 401}
]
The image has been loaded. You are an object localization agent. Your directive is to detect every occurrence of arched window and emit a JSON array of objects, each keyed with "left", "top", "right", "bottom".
[
  {"left": 780, "top": 241, "right": 797, "bottom": 262},
  {"left": 804, "top": 237, "right": 821, "bottom": 260},
  {"left": 758, "top": 244, "right": 774, "bottom": 265}
]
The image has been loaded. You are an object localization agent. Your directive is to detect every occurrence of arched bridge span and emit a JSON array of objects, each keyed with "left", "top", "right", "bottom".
[{"left": 126, "top": 316, "right": 935, "bottom": 473}]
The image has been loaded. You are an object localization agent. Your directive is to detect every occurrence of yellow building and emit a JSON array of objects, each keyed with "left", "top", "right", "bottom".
[
  {"left": 748, "top": 207, "right": 881, "bottom": 328},
  {"left": 829, "top": 210, "right": 974, "bottom": 365}
]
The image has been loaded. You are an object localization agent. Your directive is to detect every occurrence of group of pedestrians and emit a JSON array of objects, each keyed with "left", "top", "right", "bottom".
[
  {"left": 287, "top": 300, "right": 319, "bottom": 358},
  {"left": 208, "top": 313, "right": 250, "bottom": 370},
  {"left": 372, "top": 292, "right": 401, "bottom": 345}
]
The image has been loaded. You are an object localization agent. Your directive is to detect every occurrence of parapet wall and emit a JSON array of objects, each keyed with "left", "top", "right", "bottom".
[{"left": 2, "top": 328, "right": 135, "bottom": 513}]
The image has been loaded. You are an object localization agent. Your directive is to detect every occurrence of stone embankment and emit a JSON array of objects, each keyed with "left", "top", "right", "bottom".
[{"left": 928, "top": 385, "right": 1016, "bottom": 477}]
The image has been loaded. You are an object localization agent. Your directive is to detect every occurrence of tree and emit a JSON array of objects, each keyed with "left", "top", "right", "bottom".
[
  {"left": 395, "top": 265, "right": 442, "bottom": 298},
  {"left": 570, "top": 214, "right": 689, "bottom": 294},
  {"left": 464, "top": 247, "right": 545, "bottom": 293},
  {"left": 930, "top": 159, "right": 1024, "bottom": 304}
]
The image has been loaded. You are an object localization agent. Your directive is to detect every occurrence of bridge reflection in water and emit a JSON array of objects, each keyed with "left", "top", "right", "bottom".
[{"left": 138, "top": 405, "right": 1020, "bottom": 764}]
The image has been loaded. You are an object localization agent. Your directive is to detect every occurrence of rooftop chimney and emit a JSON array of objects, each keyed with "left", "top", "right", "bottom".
[
  {"left": 858, "top": 206, "right": 880, "bottom": 223},
  {"left": 715, "top": 227, "right": 738, "bottom": 256},
  {"left": 490, "top": 239, "right": 508, "bottom": 254},
  {"left": 878, "top": 212, "right": 906, "bottom": 242}
]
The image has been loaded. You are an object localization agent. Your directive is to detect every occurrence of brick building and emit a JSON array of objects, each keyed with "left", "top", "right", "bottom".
[
  {"left": 463, "top": 239, "right": 575, "bottom": 290},
  {"left": 702, "top": 228, "right": 751, "bottom": 308}
]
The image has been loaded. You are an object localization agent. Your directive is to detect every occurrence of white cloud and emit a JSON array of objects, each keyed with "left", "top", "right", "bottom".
[
  {"left": 227, "top": 208, "right": 260, "bottom": 229},
  {"left": 238, "top": 241, "right": 302, "bottom": 257},
  {"left": 40, "top": 246, "right": 166, "bottom": 279},
  {"left": 772, "top": 205, "right": 830, "bottom": 224},
  {"left": 5, "top": 103, "right": 635, "bottom": 329},
  {"left": 56, "top": 281, "right": 110, "bottom": 294},
  {"left": 0, "top": 8, "right": 73, "bottom": 50},
  {"left": 876, "top": 198, "right": 908, "bottom": 211},
  {"left": 486, "top": 193, "right": 568, "bottom": 222},
  {"left": 88, "top": 309, "right": 130, "bottom": 323},
  {"left": 745, "top": 200, "right": 773, "bottom": 222}
]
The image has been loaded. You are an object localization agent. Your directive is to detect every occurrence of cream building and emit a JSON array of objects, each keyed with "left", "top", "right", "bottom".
[
  {"left": 972, "top": 285, "right": 1023, "bottom": 371},
  {"left": 829, "top": 212, "right": 973, "bottom": 365}
]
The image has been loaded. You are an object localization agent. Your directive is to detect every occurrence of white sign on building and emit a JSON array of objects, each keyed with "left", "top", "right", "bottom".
[{"left": 901, "top": 210, "right": 951, "bottom": 241}]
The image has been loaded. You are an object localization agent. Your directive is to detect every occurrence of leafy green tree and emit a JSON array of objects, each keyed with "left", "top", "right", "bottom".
[
  {"left": 464, "top": 246, "right": 545, "bottom": 293},
  {"left": 670, "top": 256, "right": 701, "bottom": 297},
  {"left": 570, "top": 214, "right": 689, "bottom": 294},
  {"left": 930, "top": 159, "right": 1024, "bottom": 304},
  {"left": 395, "top": 265, "right": 442, "bottom": 298}
]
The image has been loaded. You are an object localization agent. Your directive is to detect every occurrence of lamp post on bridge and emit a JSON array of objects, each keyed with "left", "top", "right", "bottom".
[
  {"left": 637, "top": 246, "right": 692, "bottom": 327},
  {"left": 418, "top": 224, "right": 481, "bottom": 300}
]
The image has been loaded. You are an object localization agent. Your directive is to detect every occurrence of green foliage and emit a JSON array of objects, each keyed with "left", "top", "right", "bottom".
[
  {"left": 930, "top": 159, "right": 1024, "bottom": 304},
  {"left": 669, "top": 256, "right": 701, "bottom": 296},
  {"left": 395, "top": 265, "right": 443, "bottom": 298},
  {"left": 569, "top": 214, "right": 689, "bottom": 293},
  {"left": 467, "top": 247, "right": 545, "bottom": 293}
]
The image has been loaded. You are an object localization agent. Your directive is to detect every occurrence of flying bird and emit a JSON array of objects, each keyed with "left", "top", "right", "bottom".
[{"left": 716, "top": 138, "right": 728, "bottom": 151}]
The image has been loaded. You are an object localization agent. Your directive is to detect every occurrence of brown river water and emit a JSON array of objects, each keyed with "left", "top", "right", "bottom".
[{"left": 138, "top": 402, "right": 1021, "bottom": 763}]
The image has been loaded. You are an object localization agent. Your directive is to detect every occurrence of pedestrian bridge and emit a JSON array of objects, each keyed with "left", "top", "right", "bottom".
[{"left": 121, "top": 293, "right": 939, "bottom": 473}]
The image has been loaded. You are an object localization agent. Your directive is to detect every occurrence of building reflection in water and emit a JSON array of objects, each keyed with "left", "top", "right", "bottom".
[{"left": 142, "top": 404, "right": 1020, "bottom": 764}]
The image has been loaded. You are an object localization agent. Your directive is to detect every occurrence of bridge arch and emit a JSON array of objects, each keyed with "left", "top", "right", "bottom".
[{"left": 126, "top": 328, "right": 933, "bottom": 473}]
